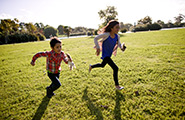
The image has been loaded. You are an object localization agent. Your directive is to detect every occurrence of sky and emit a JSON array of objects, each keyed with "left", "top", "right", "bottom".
[{"left": 0, "top": 0, "right": 185, "bottom": 29}]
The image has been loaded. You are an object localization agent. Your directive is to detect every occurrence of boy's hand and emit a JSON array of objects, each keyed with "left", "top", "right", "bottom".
[
  {"left": 68, "top": 61, "right": 76, "bottom": 70},
  {"left": 65, "top": 53, "right": 76, "bottom": 70},
  {"left": 30, "top": 61, "right": 35, "bottom": 66}
]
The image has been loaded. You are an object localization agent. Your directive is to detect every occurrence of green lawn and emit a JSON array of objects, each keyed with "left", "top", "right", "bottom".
[{"left": 0, "top": 29, "right": 185, "bottom": 120}]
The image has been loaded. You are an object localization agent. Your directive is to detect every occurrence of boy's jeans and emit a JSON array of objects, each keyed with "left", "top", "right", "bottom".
[{"left": 47, "top": 72, "right": 61, "bottom": 92}]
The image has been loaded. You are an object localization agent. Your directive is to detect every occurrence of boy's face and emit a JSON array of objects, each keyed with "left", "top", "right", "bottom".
[
  {"left": 52, "top": 43, "right": 62, "bottom": 54},
  {"left": 111, "top": 24, "right": 120, "bottom": 34}
]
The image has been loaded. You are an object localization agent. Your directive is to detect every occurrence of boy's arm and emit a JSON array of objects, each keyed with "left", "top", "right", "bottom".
[
  {"left": 66, "top": 53, "right": 72, "bottom": 62},
  {"left": 63, "top": 52, "right": 76, "bottom": 70},
  {"left": 62, "top": 52, "right": 70, "bottom": 64},
  {"left": 31, "top": 52, "right": 48, "bottom": 66}
]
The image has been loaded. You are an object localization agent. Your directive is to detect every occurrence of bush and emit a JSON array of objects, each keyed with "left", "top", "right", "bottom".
[
  {"left": 36, "top": 32, "right": 46, "bottom": 41},
  {"left": 148, "top": 23, "right": 162, "bottom": 30},
  {"left": 87, "top": 31, "right": 93, "bottom": 36},
  {"left": 134, "top": 24, "right": 149, "bottom": 32},
  {"left": 0, "top": 32, "right": 5, "bottom": 44},
  {"left": 131, "top": 23, "right": 162, "bottom": 32},
  {"left": 174, "top": 22, "right": 185, "bottom": 27},
  {"left": 28, "top": 33, "right": 38, "bottom": 42},
  {"left": 94, "top": 30, "right": 98, "bottom": 35},
  {"left": 120, "top": 28, "right": 128, "bottom": 33},
  {"left": 70, "top": 32, "right": 86, "bottom": 36},
  {"left": 5, "top": 32, "right": 38, "bottom": 44},
  {"left": 44, "top": 26, "right": 58, "bottom": 38},
  {"left": 0, "top": 32, "right": 46, "bottom": 44},
  {"left": 181, "top": 23, "right": 185, "bottom": 27}
]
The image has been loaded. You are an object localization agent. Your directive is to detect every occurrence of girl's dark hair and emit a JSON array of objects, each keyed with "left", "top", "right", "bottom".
[
  {"left": 99, "top": 20, "right": 119, "bottom": 34},
  {"left": 50, "top": 37, "right": 61, "bottom": 48}
]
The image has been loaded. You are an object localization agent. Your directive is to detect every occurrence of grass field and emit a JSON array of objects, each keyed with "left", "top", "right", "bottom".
[{"left": 0, "top": 29, "right": 185, "bottom": 120}]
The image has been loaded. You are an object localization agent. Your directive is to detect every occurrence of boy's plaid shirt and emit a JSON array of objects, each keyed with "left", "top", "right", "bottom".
[{"left": 31, "top": 50, "right": 68, "bottom": 74}]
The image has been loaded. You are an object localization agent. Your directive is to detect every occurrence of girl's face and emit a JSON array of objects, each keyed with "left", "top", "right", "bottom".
[
  {"left": 52, "top": 43, "right": 62, "bottom": 54},
  {"left": 111, "top": 24, "right": 120, "bottom": 34}
]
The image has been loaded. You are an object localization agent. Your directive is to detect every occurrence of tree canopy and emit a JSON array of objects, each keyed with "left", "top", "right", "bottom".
[
  {"left": 98, "top": 6, "right": 118, "bottom": 28},
  {"left": 44, "top": 26, "right": 58, "bottom": 38},
  {"left": 138, "top": 16, "right": 152, "bottom": 25}
]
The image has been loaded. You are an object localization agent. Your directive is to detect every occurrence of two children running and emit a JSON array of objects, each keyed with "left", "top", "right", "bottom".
[{"left": 31, "top": 20, "right": 126, "bottom": 98}]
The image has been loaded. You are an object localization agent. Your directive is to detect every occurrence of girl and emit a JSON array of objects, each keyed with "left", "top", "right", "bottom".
[
  {"left": 89, "top": 20, "right": 126, "bottom": 90},
  {"left": 31, "top": 37, "right": 75, "bottom": 98}
]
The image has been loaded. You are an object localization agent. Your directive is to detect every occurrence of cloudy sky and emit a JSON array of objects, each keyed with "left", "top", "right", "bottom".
[{"left": 0, "top": 0, "right": 184, "bottom": 29}]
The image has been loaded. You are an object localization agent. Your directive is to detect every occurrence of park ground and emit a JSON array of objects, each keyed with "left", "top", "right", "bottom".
[{"left": 0, "top": 29, "right": 185, "bottom": 120}]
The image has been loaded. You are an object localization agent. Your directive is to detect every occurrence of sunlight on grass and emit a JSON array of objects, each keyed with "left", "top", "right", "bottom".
[{"left": 0, "top": 29, "right": 185, "bottom": 119}]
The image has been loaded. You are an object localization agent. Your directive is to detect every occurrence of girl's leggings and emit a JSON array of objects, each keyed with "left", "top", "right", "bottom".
[
  {"left": 48, "top": 72, "right": 61, "bottom": 92},
  {"left": 91, "top": 57, "right": 119, "bottom": 86}
]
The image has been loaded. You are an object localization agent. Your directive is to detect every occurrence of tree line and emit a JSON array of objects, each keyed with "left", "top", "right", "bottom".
[
  {"left": 98, "top": 6, "right": 185, "bottom": 32},
  {"left": 0, "top": 6, "right": 184, "bottom": 44},
  {"left": 0, "top": 19, "right": 96, "bottom": 44}
]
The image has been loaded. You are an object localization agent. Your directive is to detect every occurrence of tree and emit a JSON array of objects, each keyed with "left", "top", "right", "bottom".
[
  {"left": 124, "top": 23, "right": 133, "bottom": 31},
  {"left": 119, "top": 22, "right": 124, "bottom": 30},
  {"left": 19, "top": 22, "right": 26, "bottom": 32},
  {"left": 0, "top": 18, "right": 20, "bottom": 43},
  {"left": 174, "top": 14, "right": 185, "bottom": 26},
  {"left": 57, "top": 25, "right": 64, "bottom": 35},
  {"left": 98, "top": 6, "right": 118, "bottom": 28},
  {"left": 138, "top": 16, "right": 152, "bottom": 25},
  {"left": 119, "top": 22, "right": 133, "bottom": 32},
  {"left": 87, "top": 28, "right": 94, "bottom": 35},
  {"left": 25, "top": 23, "right": 36, "bottom": 33},
  {"left": 148, "top": 23, "right": 162, "bottom": 30},
  {"left": 72, "top": 27, "right": 87, "bottom": 33},
  {"left": 34, "top": 22, "right": 44, "bottom": 34},
  {"left": 63, "top": 26, "right": 72, "bottom": 37},
  {"left": 44, "top": 26, "right": 58, "bottom": 38},
  {"left": 167, "top": 20, "right": 174, "bottom": 28},
  {"left": 0, "top": 18, "right": 19, "bottom": 35},
  {"left": 40, "top": 23, "right": 44, "bottom": 28},
  {"left": 34, "top": 23, "right": 40, "bottom": 29},
  {"left": 157, "top": 20, "right": 165, "bottom": 27}
]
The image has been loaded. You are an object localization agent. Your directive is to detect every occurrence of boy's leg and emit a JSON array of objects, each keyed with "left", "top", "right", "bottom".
[
  {"left": 48, "top": 73, "right": 61, "bottom": 92},
  {"left": 106, "top": 58, "right": 119, "bottom": 86}
]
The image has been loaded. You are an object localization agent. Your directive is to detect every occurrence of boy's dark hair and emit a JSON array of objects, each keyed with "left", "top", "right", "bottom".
[{"left": 50, "top": 37, "right": 61, "bottom": 48}]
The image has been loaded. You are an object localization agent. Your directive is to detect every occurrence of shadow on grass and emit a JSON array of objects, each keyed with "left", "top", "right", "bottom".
[
  {"left": 82, "top": 87, "right": 103, "bottom": 120},
  {"left": 114, "top": 90, "right": 125, "bottom": 120},
  {"left": 32, "top": 96, "right": 50, "bottom": 120}
]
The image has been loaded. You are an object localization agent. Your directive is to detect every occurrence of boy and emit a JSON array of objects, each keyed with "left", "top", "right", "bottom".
[{"left": 31, "top": 37, "right": 75, "bottom": 98}]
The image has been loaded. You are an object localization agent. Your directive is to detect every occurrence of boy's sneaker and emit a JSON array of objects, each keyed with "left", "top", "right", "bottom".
[
  {"left": 116, "top": 86, "right": 124, "bottom": 90},
  {"left": 89, "top": 64, "right": 92, "bottom": 73}
]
